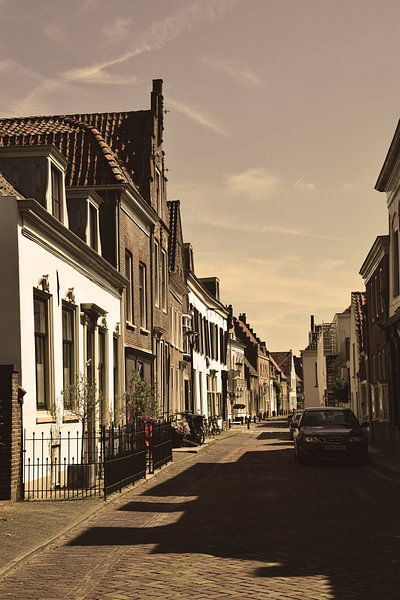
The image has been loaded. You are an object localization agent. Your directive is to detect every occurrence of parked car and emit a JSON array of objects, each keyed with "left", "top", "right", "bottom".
[
  {"left": 293, "top": 407, "right": 368, "bottom": 465},
  {"left": 289, "top": 410, "right": 304, "bottom": 440}
]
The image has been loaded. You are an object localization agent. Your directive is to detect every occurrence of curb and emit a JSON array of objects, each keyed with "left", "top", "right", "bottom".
[{"left": 368, "top": 459, "right": 400, "bottom": 481}]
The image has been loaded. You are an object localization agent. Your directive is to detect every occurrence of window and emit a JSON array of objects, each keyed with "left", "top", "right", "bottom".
[
  {"left": 62, "top": 304, "right": 76, "bottom": 408},
  {"left": 139, "top": 262, "right": 147, "bottom": 328},
  {"left": 98, "top": 330, "right": 106, "bottom": 423},
  {"left": 393, "top": 229, "right": 400, "bottom": 297},
  {"left": 113, "top": 336, "right": 119, "bottom": 422},
  {"left": 154, "top": 240, "right": 160, "bottom": 307},
  {"left": 161, "top": 249, "right": 168, "bottom": 311},
  {"left": 34, "top": 292, "right": 50, "bottom": 410},
  {"left": 51, "top": 165, "right": 63, "bottom": 221},
  {"left": 88, "top": 203, "right": 98, "bottom": 251},
  {"left": 125, "top": 250, "right": 134, "bottom": 323}
]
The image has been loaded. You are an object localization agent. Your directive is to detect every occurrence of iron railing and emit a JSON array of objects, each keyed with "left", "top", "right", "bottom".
[
  {"left": 23, "top": 419, "right": 172, "bottom": 501},
  {"left": 148, "top": 420, "right": 173, "bottom": 474}
]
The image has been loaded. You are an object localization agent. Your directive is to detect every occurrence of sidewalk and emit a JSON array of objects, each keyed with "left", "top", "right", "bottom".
[
  {"left": 0, "top": 427, "right": 237, "bottom": 579},
  {"left": 368, "top": 445, "right": 400, "bottom": 479}
]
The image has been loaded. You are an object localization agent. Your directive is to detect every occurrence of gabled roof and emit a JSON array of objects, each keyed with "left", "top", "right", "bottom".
[
  {"left": 234, "top": 318, "right": 258, "bottom": 347},
  {"left": 351, "top": 291, "right": 366, "bottom": 356},
  {"left": 270, "top": 351, "right": 292, "bottom": 379},
  {"left": 0, "top": 170, "right": 24, "bottom": 198},
  {"left": 0, "top": 110, "right": 152, "bottom": 192},
  {"left": 269, "top": 353, "right": 287, "bottom": 380}
]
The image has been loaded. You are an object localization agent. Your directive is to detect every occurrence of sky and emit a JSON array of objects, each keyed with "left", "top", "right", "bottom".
[{"left": 0, "top": 0, "right": 398, "bottom": 353}]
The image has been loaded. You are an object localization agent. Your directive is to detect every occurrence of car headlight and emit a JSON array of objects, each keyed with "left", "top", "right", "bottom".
[{"left": 304, "top": 435, "right": 320, "bottom": 443}]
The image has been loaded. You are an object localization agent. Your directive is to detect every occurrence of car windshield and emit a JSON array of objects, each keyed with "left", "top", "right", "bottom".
[{"left": 301, "top": 410, "right": 358, "bottom": 428}]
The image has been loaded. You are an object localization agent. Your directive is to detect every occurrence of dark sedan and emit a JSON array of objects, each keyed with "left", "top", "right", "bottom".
[{"left": 293, "top": 407, "right": 368, "bottom": 465}]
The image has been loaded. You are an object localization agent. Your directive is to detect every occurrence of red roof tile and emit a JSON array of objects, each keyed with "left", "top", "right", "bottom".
[{"left": 0, "top": 110, "right": 153, "bottom": 195}]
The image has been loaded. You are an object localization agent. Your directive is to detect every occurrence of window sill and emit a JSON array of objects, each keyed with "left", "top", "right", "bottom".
[
  {"left": 126, "top": 322, "right": 137, "bottom": 331},
  {"left": 140, "top": 327, "right": 150, "bottom": 336},
  {"left": 36, "top": 414, "right": 56, "bottom": 424},
  {"left": 63, "top": 414, "right": 80, "bottom": 423}
]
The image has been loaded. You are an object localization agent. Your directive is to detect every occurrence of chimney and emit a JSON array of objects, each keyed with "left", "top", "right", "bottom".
[
  {"left": 239, "top": 313, "right": 246, "bottom": 323},
  {"left": 310, "top": 315, "right": 315, "bottom": 333},
  {"left": 151, "top": 79, "right": 164, "bottom": 145}
]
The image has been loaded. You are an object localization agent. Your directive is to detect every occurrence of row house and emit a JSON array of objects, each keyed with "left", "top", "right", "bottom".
[
  {"left": 226, "top": 308, "right": 247, "bottom": 422},
  {"left": 294, "top": 355, "right": 304, "bottom": 409},
  {"left": 0, "top": 156, "right": 125, "bottom": 499},
  {"left": 301, "top": 316, "right": 320, "bottom": 408},
  {"left": 234, "top": 314, "right": 273, "bottom": 417},
  {"left": 349, "top": 291, "right": 368, "bottom": 422},
  {"left": 270, "top": 351, "right": 297, "bottom": 412},
  {"left": 359, "top": 236, "right": 390, "bottom": 450},
  {"left": 268, "top": 353, "right": 288, "bottom": 415},
  {"left": 167, "top": 200, "right": 189, "bottom": 415},
  {"left": 372, "top": 123, "right": 400, "bottom": 451},
  {"left": 0, "top": 80, "right": 168, "bottom": 408},
  {"left": 301, "top": 309, "right": 351, "bottom": 407},
  {"left": 183, "top": 243, "right": 229, "bottom": 420}
]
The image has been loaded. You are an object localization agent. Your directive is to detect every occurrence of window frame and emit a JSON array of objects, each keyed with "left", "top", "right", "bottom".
[
  {"left": 51, "top": 164, "right": 63, "bottom": 222},
  {"left": 62, "top": 301, "right": 77, "bottom": 411},
  {"left": 125, "top": 250, "right": 134, "bottom": 325},
  {"left": 34, "top": 289, "right": 53, "bottom": 412},
  {"left": 139, "top": 262, "right": 147, "bottom": 329}
]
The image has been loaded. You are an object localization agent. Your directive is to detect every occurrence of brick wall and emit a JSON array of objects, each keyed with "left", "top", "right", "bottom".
[{"left": 0, "top": 365, "right": 22, "bottom": 501}]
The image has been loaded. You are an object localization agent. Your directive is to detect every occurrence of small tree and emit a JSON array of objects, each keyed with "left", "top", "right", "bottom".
[
  {"left": 333, "top": 376, "right": 349, "bottom": 404},
  {"left": 62, "top": 373, "right": 100, "bottom": 462},
  {"left": 124, "top": 369, "right": 158, "bottom": 423}
]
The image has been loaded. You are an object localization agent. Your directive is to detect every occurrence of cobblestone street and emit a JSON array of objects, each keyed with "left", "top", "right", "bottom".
[{"left": 1, "top": 420, "right": 400, "bottom": 599}]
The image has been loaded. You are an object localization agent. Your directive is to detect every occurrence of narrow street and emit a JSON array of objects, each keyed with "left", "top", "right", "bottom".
[{"left": 1, "top": 420, "right": 400, "bottom": 600}]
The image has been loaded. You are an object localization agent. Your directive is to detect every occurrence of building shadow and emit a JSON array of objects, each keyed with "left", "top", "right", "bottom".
[{"left": 67, "top": 445, "right": 400, "bottom": 599}]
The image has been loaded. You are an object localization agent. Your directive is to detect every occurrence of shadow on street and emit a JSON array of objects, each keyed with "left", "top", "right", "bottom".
[{"left": 67, "top": 432, "right": 400, "bottom": 599}]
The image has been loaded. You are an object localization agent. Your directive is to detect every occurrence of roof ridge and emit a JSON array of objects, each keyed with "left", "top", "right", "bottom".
[{"left": 61, "top": 115, "right": 127, "bottom": 184}]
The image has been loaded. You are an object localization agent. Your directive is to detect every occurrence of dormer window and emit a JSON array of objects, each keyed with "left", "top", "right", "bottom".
[
  {"left": 88, "top": 202, "right": 99, "bottom": 251},
  {"left": 51, "top": 165, "right": 63, "bottom": 221},
  {"left": 66, "top": 188, "right": 102, "bottom": 254}
]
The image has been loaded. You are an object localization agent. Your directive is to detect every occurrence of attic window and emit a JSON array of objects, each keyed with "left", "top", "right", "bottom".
[
  {"left": 88, "top": 203, "right": 98, "bottom": 251},
  {"left": 51, "top": 165, "right": 63, "bottom": 222}
]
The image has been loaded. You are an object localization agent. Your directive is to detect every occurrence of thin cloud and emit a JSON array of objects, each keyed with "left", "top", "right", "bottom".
[
  {"left": 14, "top": 1, "right": 232, "bottom": 115},
  {"left": 225, "top": 168, "right": 283, "bottom": 199},
  {"left": 102, "top": 17, "right": 134, "bottom": 40},
  {"left": 202, "top": 57, "right": 263, "bottom": 87},
  {"left": 294, "top": 178, "right": 316, "bottom": 191},
  {"left": 167, "top": 97, "right": 227, "bottom": 136},
  {"left": 186, "top": 214, "right": 341, "bottom": 241}
]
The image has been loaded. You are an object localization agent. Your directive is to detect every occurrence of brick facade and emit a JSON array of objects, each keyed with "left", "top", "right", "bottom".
[{"left": 0, "top": 365, "right": 22, "bottom": 500}]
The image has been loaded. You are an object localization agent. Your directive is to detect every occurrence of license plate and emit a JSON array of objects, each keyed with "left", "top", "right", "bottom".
[{"left": 325, "top": 445, "right": 345, "bottom": 451}]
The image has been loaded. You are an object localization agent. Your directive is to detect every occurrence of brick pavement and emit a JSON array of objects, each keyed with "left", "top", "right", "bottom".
[{"left": 1, "top": 421, "right": 400, "bottom": 599}]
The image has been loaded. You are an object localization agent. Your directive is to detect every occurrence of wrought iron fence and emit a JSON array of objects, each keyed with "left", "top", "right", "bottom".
[
  {"left": 23, "top": 419, "right": 173, "bottom": 500},
  {"left": 148, "top": 420, "right": 173, "bottom": 474},
  {"left": 103, "top": 422, "right": 146, "bottom": 498}
]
